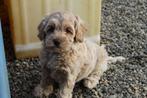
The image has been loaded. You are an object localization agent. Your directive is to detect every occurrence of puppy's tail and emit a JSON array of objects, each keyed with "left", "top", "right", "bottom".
[
  {"left": 108, "top": 55, "right": 147, "bottom": 64},
  {"left": 108, "top": 56, "right": 126, "bottom": 64}
]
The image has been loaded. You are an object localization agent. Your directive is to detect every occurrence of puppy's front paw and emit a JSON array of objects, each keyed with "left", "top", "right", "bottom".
[
  {"left": 33, "top": 85, "right": 43, "bottom": 97},
  {"left": 43, "top": 85, "right": 53, "bottom": 97},
  {"left": 83, "top": 78, "right": 98, "bottom": 89},
  {"left": 33, "top": 84, "right": 53, "bottom": 98}
]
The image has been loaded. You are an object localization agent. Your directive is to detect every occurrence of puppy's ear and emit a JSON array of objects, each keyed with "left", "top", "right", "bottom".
[
  {"left": 74, "top": 16, "right": 87, "bottom": 42},
  {"left": 37, "top": 17, "right": 48, "bottom": 41}
]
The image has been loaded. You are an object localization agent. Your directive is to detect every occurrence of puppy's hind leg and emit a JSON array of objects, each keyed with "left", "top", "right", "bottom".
[
  {"left": 83, "top": 60, "right": 108, "bottom": 89},
  {"left": 83, "top": 46, "right": 108, "bottom": 89},
  {"left": 83, "top": 56, "right": 125, "bottom": 89}
]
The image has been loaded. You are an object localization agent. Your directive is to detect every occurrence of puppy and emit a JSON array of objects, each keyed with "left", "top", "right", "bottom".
[{"left": 34, "top": 11, "right": 125, "bottom": 98}]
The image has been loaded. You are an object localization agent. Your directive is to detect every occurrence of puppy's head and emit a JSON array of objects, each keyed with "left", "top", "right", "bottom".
[{"left": 38, "top": 11, "right": 87, "bottom": 50}]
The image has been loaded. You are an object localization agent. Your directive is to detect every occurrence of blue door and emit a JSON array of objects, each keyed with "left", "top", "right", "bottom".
[{"left": 0, "top": 20, "right": 11, "bottom": 98}]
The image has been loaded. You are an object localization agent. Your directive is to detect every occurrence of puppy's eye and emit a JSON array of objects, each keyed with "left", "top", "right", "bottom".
[
  {"left": 47, "top": 25, "right": 55, "bottom": 33},
  {"left": 66, "top": 27, "right": 73, "bottom": 34}
]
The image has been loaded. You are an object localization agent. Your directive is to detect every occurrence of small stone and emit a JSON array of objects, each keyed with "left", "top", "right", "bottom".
[
  {"left": 143, "top": 87, "right": 147, "bottom": 91},
  {"left": 109, "top": 94, "right": 117, "bottom": 98}
]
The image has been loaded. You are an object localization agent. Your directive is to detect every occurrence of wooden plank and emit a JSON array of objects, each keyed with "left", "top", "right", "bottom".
[{"left": 8, "top": 0, "right": 102, "bottom": 58}]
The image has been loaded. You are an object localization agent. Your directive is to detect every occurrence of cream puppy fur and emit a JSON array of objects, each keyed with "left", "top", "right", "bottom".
[{"left": 34, "top": 11, "right": 125, "bottom": 98}]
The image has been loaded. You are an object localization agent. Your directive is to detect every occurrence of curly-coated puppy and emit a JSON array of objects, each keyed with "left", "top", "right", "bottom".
[{"left": 34, "top": 11, "right": 125, "bottom": 98}]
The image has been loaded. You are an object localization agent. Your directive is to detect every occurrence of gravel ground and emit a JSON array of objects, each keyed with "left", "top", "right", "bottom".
[{"left": 7, "top": 0, "right": 147, "bottom": 98}]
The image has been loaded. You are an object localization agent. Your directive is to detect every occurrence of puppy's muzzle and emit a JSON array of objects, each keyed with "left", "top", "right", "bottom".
[{"left": 53, "top": 39, "right": 60, "bottom": 48}]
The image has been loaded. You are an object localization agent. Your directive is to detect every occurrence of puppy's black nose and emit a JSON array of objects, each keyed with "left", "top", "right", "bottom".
[{"left": 53, "top": 39, "right": 60, "bottom": 47}]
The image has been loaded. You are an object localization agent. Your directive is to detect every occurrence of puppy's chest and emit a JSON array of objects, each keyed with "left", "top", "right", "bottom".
[{"left": 47, "top": 52, "right": 78, "bottom": 69}]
